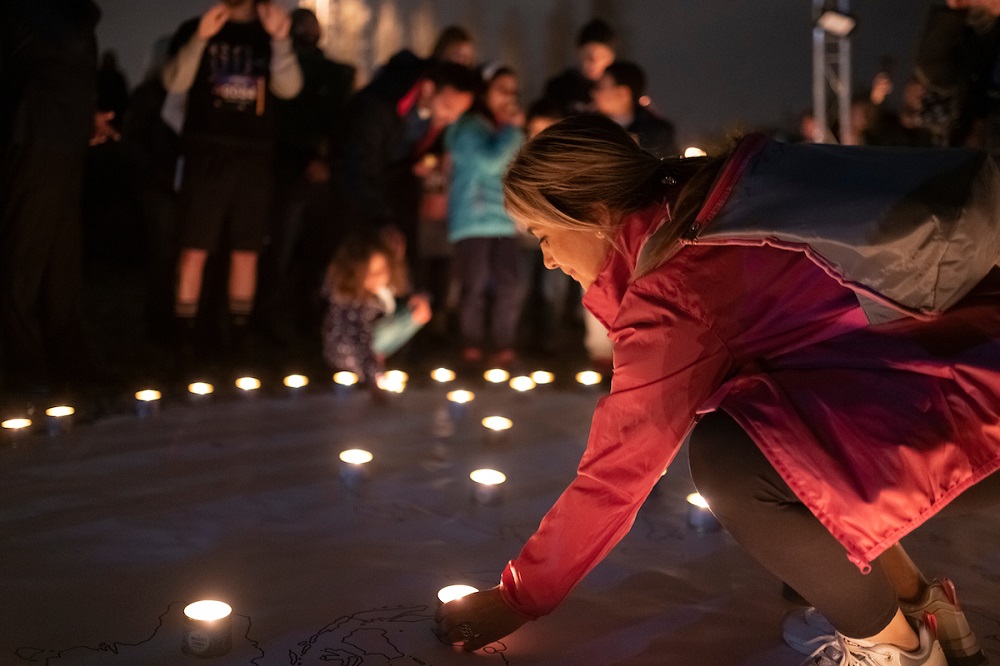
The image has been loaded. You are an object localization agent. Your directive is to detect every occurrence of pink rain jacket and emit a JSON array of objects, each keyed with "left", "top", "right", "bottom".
[{"left": 499, "top": 138, "right": 1000, "bottom": 620}]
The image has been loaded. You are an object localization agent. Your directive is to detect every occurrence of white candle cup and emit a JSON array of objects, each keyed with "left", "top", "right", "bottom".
[
  {"left": 481, "top": 416, "right": 512, "bottom": 445},
  {"left": 686, "top": 493, "right": 722, "bottom": 533},
  {"left": 332, "top": 371, "right": 359, "bottom": 397},
  {"left": 135, "top": 390, "right": 162, "bottom": 418},
  {"left": 1, "top": 418, "right": 32, "bottom": 444},
  {"left": 235, "top": 377, "right": 261, "bottom": 399},
  {"left": 446, "top": 390, "right": 475, "bottom": 421},
  {"left": 339, "top": 449, "right": 373, "bottom": 486},
  {"left": 187, "top": 382, "right": 214, "bottom": 404},
  {"left": 470, "top": 468, "right": 506, "bottom": 505},
  {"left": 182, "top": 600, "right": 232, "bottom": 658},
  {"left": 437, "top": 584, "right": 479, "bottom": 606},
  {"left": 44, "top": 406, "right": 75, "bottom": 437}
]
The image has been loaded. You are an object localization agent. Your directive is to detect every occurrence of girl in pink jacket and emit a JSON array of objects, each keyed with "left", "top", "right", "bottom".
[{"left": 436, "top": 115, "right": 1000, "bottom": 666}]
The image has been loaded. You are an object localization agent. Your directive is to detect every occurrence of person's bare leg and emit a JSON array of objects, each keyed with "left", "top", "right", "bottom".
[
  {"left": 228, "top": 250, "right": 258, "bottom": 312},
  {"left": 176, "top": 248, "right": 208, "bottom": 314},
  {"left": 859, "top": 608, "right": 920, "bottom": 651},
  {"left": 877, "top": 543, "right": 930, "bottom": 604}
]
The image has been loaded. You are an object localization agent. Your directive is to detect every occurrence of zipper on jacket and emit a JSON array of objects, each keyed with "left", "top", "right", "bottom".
[{"left": 683, "top": 133, "right": 769, "bottom": 243}]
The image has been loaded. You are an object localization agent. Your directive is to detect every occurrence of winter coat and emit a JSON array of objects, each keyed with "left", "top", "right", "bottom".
[
  {"left": 498, "top": 137, "right": 1000, "bottom": 620},
  {"left": 445, "top": 112, "right": 523, "bottom": 243}
]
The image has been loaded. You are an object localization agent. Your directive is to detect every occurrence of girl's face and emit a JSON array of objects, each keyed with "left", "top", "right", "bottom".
[
  {"left": 486, "top": 73, "right": 518, "bottom": 120},
  {"left": 525, "top": 222, "right": 611, "bottom": 291},
  {"left": 363, "top": 252, "right": 391, "bottom": 294}
]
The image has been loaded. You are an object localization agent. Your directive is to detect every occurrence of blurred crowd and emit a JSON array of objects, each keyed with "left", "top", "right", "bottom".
[{"left": 3, "top": 0, "right": 1000, "bottom": 412}]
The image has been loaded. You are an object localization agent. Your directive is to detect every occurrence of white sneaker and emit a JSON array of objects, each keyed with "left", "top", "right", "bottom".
[
  {"left": 783, "top": 579, "right": 988, "bottom": 666},
  {"left": 800, "top": 620, "right": 947, "bottom": 666}
]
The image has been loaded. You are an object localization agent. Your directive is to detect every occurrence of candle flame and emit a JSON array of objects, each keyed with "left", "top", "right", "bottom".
[
  {"left": 188, "top": 382, "right": 214, "bottom": 395},
  {"left": 483, "top": 368, "right": 509, "bottom": 383},
  {"left": 687, "top": 492, "right": 710, "bottom": 509},
  {"left": 437, "top": 584, "right": 478, "bottom": 604},
  {"left": 235, "top": 377, "right": 261, "bottom": 391},
  {"left": 481, "top": 416, "right": 512, "bottom": 432},
  {"left": 575, "top": 370, "right": 602, "bottom": 386},
  {"left": 45, "top": 406, "right": 75, "bottom": 418},
  {"left": 470, "top": 468, "right": 506, "bottom": 485},
  {"left": 431, "top": 368, "right": 456, "bottom": 382},
  {"left": 530, "top": 370, "right": 554, "bottom": 384},
  {"left": 447, "top": 390, "right": 474, "bottom": 404},
  {"left": 1, "top": 418, "right": 31, "bottom": 430},
  {"left": 339, "top": 449, "right": 373, "bottom": 465},
  {"left": 509, "top": 376, "right": 536, "bottom": 392},
  {"left": 283, "top": 374, "right": 309, "bottom": 389},
  {"left": 135, "top": 389, "right": 161, "bottom": 401},
  {"left": 333, "top": 371, "right": 359, "bottom": 386},
  {"left": 183, "top": 600, "right": 232, "bottom": 621}
]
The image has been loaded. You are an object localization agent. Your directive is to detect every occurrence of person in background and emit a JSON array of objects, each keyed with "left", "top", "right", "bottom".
[
  {"left": 322, "top": 233, "right": 431, "bottom": 390},
  {"left": 431, "top": 25, "right": 477, "bottom": 69},
  {"left": 0, "top": 0, "right": 114, "bottom": 403},
  {"left": 592, "top": 60, "right": 677, "bottom": 158},
  {"left": 162, "top": 0, "right": 302, "bottom": 361},
  {"left": 544, "top": 18, "right": 617, "bottom": 117},
  {"left": 446, "top": 64, "right": 527, "bottom": 370},
  {"left": 258, "top": 7, "right": 355, "bottom": 348},
  {"left": 339, "top": 51, "right": 477, "bottom": 283}
]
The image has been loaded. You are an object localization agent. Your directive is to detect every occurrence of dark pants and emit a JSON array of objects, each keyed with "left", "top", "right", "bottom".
[
  {"left": 688, "top": 410, "right": 1000, "bottom": 638},
  {"left": 0, "top": 144, "right": 89, "bottom": 391},
  {"left": 453, "top": 237, "right": 526, "bottom": 351}
]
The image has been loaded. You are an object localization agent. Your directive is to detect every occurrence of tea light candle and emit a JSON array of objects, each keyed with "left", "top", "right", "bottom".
[
  {"left": 332, "top": 371, "right": 359, "bottom": 397},
  {"left": 135, "top": 389, "right": 161, "bottom": 418},
  {"left": 575, "top": 370, "right": 603, "bottom": 387},
  {"left": 376, "top": 370, "right": 408, "bottom": 394},
  {"left": 481, "top": 416, "right": 512, "bottom": 444},
  {"left": 437, "top": 584, "right": 479, "bottom": 605},
  {"left": 446, "top": 389, "right": 475, "bottom": 420},
  {"left": 530, "top": 370, "right": 555, "bottom": 385},
  {"left": 182, "top": 600, "right": 232, "bottom": 658},
  {"left": 283, "top": 374, "right": 308, "bottom": 396},
  {"left": 508, "top": 375, "right": 536, "bottom": 394},
  {"left": 431, "top": 368, "right": 456, "bottom": 383},
  {"left": 470, "top": 468, "right": 506, "bottom": 504},
  {"left": 44, "top": 405, "right": 74, "bottom": 437},
  {"left": 686, "top": 492, "right": 722, "bottom": 533},
  {"left": 339, "top": 448, "right": 373, "bottom": 485},
  {"left": 235, "top": 376, "right": 261, "bottom": 397},
  {"left": 483, "top": 368, "right": 510, "bottom": 384},
  {"left": 187, "top": 382, "right": 214, "bottom": 403},
  {"left": 2, "top": 417, "right": 32, "bottom": 443}
]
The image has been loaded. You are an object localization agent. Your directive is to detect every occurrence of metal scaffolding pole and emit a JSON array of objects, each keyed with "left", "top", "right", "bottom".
[{"left": 812, "top": 0, "right": 852, "bottom": 144}]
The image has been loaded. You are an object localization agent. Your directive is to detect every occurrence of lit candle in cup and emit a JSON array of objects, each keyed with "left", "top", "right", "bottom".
[
  {"left": 437, "top": 584, "right": 479, "bottom": 605},
  {"left": 483, "top": 368, "right": 509, "bottom": 384},
  {"left": 188, "top": 382, "right": 214, "bottom": 403},
  {"left": 446, "top": 389, "right": 474, "bottom": 421},
  {"left": 1, "top": 418, "right": 32, "bottom": 443},
  {"left": 470, "top": 468, "right": 506, "bottom": 505},
  {"left": 44, "top": 405, "right": 74, "bottom": 437},
  {"left": 686, "top": 492, "right": 722, "bottom": 533},
  {"left": 235, "top": 376, "right": 261, "bottom": 397},
  {"left": 182, "top": 600, "right": 232, "bottom": 658},
  {"left": 333, "top": 371, "right": 359, "bottom": 397},
  {"left": 508, "top": 375, "right": 536, "bottom": 394},
  {"left": 530, "top": 370, "right": 555, "bottom": 386},
  {"left": 283, "top": 374, "right": 308, "bottom": 396},
  {"left": 431, "top": 368, "right": 456, "bottom": 383},
  {"left": 481, "top": 416, "right": 512, "bottom": 444},
  {"left": 339, "top": 448, "right": 373, "bottom": 485},
  {"left": 376, "top": 370, "right": 408, "bottom": 394},
  {"left": 575, "top": 370, "right": 603, "bottom": 387},
  {"left": 135, "top": 389, "right": 161, "bottom": 418}
]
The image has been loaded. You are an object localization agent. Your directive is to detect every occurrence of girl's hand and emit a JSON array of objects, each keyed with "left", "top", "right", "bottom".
[
  {"left": 197, "top": 4, "right": 230, "bottom": 40},
  {"left": 434, "top": 586, "right": 529, "bottom": 652},
  {"left": 257, "top": 2, "right": 291, "bottom": 40},
  {"left": 408, "top": 294, "right": 432, "bottom": 326}
]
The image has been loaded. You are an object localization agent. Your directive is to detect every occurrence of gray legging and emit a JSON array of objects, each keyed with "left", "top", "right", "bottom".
[{"left": 688, "top": 410, "right": 1000, "bottom": 638}]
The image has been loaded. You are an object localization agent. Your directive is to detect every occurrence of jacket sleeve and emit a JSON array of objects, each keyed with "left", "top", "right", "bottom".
[
  {"left": 445, "top": 115, "right": 524, "bottom": 174},
  {"left": 499, "top": 292, "right": 733, "bottom": 619},
  {"left": 269, "top": 37, "right": 302, "bottom": 99}
]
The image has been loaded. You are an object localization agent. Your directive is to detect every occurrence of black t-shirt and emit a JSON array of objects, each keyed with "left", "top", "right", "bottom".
[{"left": 169, "top": 17, "right": 275, "bottom": 148}]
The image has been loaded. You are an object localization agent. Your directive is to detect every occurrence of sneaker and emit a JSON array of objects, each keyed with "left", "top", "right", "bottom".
[
  {"left": 800, "top": 619, "right": 947, "bottom": 666},
  {"left": 783, "top": 579, "right": 988, "bottom": 666},
  {"left": 899, "top": 580, "right": 988, "bottom": 666}
]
